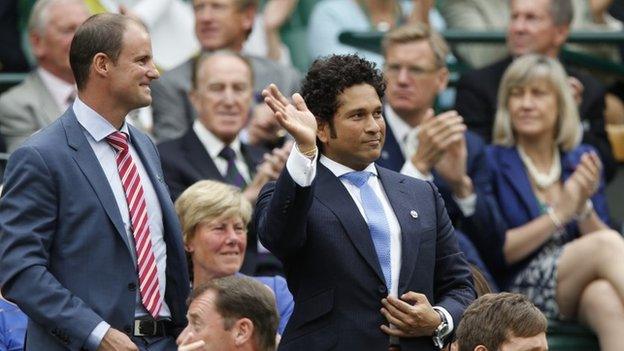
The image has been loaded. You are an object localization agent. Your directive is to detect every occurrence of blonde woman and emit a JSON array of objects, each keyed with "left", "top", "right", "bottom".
[
  {"left": 175, "top": 180, "right": 293, "bottom": 335},
  {"left": 486, "top": 54, "right": 624, "bottom": 351}
]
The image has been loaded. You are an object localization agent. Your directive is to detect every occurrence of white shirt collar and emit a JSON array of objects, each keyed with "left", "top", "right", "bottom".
[
  {"left": 192, "top": 119, "right": 243, "bottom": 158},
  {"left": 384, "top": 104, "right": 414, "bottom": 145},
  {"left": 38, "top": 67, "right": 76, "bottom": 112},
  {"left": 73, "top": 96, "right": 130, "bottom": 142},
  {"left": 319, "top": 154, "right": 378, "bottom": 178}
]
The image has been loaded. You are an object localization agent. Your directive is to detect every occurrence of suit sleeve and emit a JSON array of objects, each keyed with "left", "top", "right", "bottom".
[
  {"left": 254, "top": 168, "right": 315, "bottom": 261},
  {"left": 428, "top": 182, "right": 476, "bottom": 326},
  {"left": 0, "top": 93, "right": 34, "bottom": 153},
  {"left": 158, "top": 145, "right": 187, "bottom": 201},
  {"left": 0, "top": 146, "right": 104, "bottom": 350},
  {"left": 150, "top": 76, "right": 191, "bottom": 142}
]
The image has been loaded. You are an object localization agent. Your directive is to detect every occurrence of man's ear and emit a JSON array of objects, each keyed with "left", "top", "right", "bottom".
[
  {"left": 232, "top": 318, "right": 254, "bottom": 346},
  {"left": 189, "top": 89, "right": 201, "bottom": 114},
  {"left": 29, "top": 32, "right": 45, "bottom": 60},
  {"left": 553, "top": 24, "right": 570, "bottom": 49},
  {"left": 436, "top": 67, "right": 450, "bottom": 93},
  {"left": 241, "top": 5, "right": 256, "bottom": 34},
  {"left": 474, "top": 345, "right": 489, "bottom": 351},
  {"left": 92, "top": 53, "right": 111, "bottom": 79}
]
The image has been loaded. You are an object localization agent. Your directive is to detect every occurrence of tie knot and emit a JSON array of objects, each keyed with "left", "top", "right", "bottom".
[
  {"left": 219, "top": 146, "right": 236, "bottom": 161},
  {"left": 341, "top": 171, "right": 373, "bottom": 188},
  {"left": 106, "top": 131, "right": 129, "bottom": 153}
]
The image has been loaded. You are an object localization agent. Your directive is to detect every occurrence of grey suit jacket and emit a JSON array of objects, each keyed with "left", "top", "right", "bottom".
[
  {"left": 0, "top": 109, "right": 190, "bottom": 350},
  {"left": 150, "top": 55, "right": 301, "bottom": 142},
  {"left": 0, "top": 71, "right": 61, "bottom": 152}
]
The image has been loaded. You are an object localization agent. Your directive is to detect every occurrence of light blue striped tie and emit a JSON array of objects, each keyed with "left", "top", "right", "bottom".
[{"left": 342, "top": 171, "right": 392, "bottom": 290}]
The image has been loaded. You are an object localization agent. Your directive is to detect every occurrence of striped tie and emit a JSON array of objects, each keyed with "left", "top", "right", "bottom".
[{"left": 106, "top": 131, "right": 162, "bottom": 318}]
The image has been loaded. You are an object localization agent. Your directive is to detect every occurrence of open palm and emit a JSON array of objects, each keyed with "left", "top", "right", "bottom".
[{"left": 262, "top": 84, "right": 317, "bottom": 148}]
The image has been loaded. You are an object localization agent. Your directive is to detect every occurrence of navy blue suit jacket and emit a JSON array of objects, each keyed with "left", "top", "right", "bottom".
[
  {"left": 0, "top": 110, "right": 190, "bottom": 350},
  {"left": 157, "top": 128, "right": 266, "bottom": 201},
  {"left": 254, "top": 162, "right": 475, "bottom": 350},
  {"left": 485, "top": 144, "right": 610, "bottom": 289},
  {"left": 377, "top": 123, "right": 505, "bottom": 281}
]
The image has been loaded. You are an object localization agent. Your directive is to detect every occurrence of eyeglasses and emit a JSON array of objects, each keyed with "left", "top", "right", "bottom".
[{"left": 384, "top": 63, "right": 439, "bottom": 78}]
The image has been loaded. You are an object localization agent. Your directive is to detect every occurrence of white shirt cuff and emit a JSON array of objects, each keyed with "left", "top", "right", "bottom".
[
  {"left": 400, "top": 161, "right": 434, "bottom": 182},
  {"left": 85, "top": 321, "right": 110, "bottom": 351},
  {"left": 453, "top": 192, "right": 477, "bottom": 217},
  {"left": 432, "top": 306, "right": 454, "bottom": 339},
  {"left": 285, "top": 143, "right": 317, "bottom": 187}
]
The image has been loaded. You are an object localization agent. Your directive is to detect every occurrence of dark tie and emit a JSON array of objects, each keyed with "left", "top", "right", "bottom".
[
  {"left": 105, "top": 131, "right": 162, "bottom": 318},
  {"left": 342, "top": 171, "right": 392, "bottom": 290},
  {"left": 218, "top": 146, "right": 247, "bottom": 188}
]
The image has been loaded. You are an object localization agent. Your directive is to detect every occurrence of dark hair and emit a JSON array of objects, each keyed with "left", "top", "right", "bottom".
[
  {"left": 191, "top": 276, "right": 278, "bottom": 351},
  {"left": 456, "top": 293, "right": 547, "bottom": 351},
  {"left": 69, "top": 13, "right": 143, "bottom": 90},
  {"left": 301, "top": 54, "right": 385, "bottom": 136}
]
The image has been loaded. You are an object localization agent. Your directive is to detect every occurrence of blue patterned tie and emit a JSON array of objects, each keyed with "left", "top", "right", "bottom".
[
  {"left": 218, "top": 146, "right": 247, "bottom": 188},
  {"left": 342, "top": 171, "right": 392, "bottom": 290}
]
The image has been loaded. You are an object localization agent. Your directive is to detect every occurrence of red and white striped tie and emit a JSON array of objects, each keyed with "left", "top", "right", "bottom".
[{"left": 106, "top": 131, "right": 162, "bottom": 318}]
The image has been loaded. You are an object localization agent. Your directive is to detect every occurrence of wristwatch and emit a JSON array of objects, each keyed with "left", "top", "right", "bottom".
[{"left": 432, "top": 310, "right": 450, "bottom": 349}]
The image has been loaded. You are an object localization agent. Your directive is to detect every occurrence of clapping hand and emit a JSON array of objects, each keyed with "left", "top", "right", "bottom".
[
  {"left": 555, "top": 151, "right": 602, "bottom": 221},
  {"left": 262, "top": 84, "right": 317, "bottom": 152}
]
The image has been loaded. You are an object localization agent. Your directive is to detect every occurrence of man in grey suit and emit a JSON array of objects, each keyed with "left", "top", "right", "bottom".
[
  {"left": 0, "top": 14, "right": 189, "bottom": 351},
  {"left": 0, "top": 0, "right": 89, "bottom": 152},
  {"left": 150, "top": 0, "right": 301, "bottom": 143}
]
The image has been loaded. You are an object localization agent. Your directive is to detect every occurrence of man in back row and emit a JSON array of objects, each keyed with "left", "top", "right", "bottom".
[
  {"left": 455, "top": 0, "right": 617, "bottom": 181},
  {"left": 151, "top": 0, "right": 301, "bottom": 143}
]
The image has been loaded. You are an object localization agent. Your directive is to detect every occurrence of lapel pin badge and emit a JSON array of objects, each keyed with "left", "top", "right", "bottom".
[{"left": 410, "top": 210, "right": 418, "bottom": 219}]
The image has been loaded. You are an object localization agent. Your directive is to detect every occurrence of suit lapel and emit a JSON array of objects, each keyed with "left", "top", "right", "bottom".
[
  {"left": 378, "top": 114, "right": 406, "bottom": 171},
  {"left": 31, "top": 73, "right": 62, "bottom": 126},
  {"left": 182, "top": 130, "right": 227, "bottom": 182},
  {"left": 499, "top": 147, "right": 541, "bottom": 218},
  {"left": 62, "top": 111, "right": 132, "bottom": 252},
  {"left": 376, "top": 166, "right": 424, "bottom": 293},
  {"left": 314, "top": 164, "right": 386, "bottom": 285}
]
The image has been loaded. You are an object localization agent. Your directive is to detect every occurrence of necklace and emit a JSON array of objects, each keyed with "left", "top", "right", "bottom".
[{"left": 517, "top": 144, "right": 561, "bottom": 189}]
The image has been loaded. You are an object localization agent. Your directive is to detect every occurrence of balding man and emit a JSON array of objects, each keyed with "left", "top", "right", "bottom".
[{"left": 0, "top": 0, "right": 90, "bottom": 152}]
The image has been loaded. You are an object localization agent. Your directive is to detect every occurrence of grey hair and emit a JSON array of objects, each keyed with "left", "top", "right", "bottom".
[{"left": 27, "top": 0, "right": 87, "bottom": 34}]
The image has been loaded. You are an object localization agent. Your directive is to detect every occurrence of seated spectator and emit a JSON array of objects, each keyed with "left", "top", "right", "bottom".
[
  {"left": 455, "top": 293, "right": 547, "bottom": 351},
  {"left": 0, "top": 296, "right": 27, "bottom": 351},
  {"left": 486, "top": 54, "right": 624, "bottom": 351},
  {"left": 307, "top": 0, "right": 445, "bottom": 68},
  {"left": 439, "top": 0, "right": 622, "bottom": 69},
  {"left": 150, "top": 0, "right": 301, "bottom": 143},
  {"left": 0, "top": 0, "right": 89, "bottom": 152},
  {"left": 177, "top": 275, "right": 279, "bottom": 351},
  {"left": 174, "top": 179, "right": 293, "bottom": 334},
  {"left": 455, "top": 0, "right": 617, "bottom": 182},
  {"left": 376, "top": 24, "right": 502, "bottom": 290}
]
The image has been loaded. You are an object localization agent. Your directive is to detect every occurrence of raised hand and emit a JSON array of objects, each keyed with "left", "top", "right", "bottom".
[
  {"left": 262, "top": 84, "right": 317, "bottom": 151},
  {"left": 243, "top": 141, "right": 293, "bottom": 203},
  {"left": 555, "top": 151, "right": 602, "bottom": 221},
  {"left": 410, "top": 110, "right": 466, "bottom": 175},
  {"left": 435, "top": 134, "right": 473, "bottom": 198}
]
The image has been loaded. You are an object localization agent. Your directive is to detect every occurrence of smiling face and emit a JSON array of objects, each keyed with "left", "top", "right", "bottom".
[
  {"left": 191, "top": 54, "right": 253, "bottom": 144},
  {"left": 507, "top": 0, "right": 568, "bottom": 58},
  {"left": 318, "top": 84, "right": 385, "bottom": 171},
  {"left": 186, "top": 215, "right": 247, "bottom": 283},
  {"left": 507, "top": 78, "right": 559, "bottom": 142},
  {"left": 384, "top": 40, "right": 447, "bottom": 123},
  {"left": 107, "top": 22, "right": 160, "bottom": 111},
  {"left": 193, "top": 0, "right": 254, "bottom": 51}
]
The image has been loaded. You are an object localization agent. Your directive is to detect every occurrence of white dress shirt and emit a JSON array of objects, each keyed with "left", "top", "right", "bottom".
[
  {"left": 193, "top": 119, "right": 252, "bottom": 183},
  {"left": 384, "top": 105, "right": 476, "bottom": 217},
  {"left": 285, "top": 144, "right": 454, "bottom": 341},
  {"left": 38, "top": 67, "right": 76, "bottom": 112},
  {"left": 73, "top": 97, "right": 171, "bottom": 349}
]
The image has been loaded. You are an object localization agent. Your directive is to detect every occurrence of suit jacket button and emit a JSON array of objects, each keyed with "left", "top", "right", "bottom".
[
  {"left": 378, "top": 285, "right": 387, "bottom": 295},
  {"left": 124, "top": 325, "right": 132, "bottom": 334},
  {"left": 128, "top": 282, "right": 137, "bottom": 291}
]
